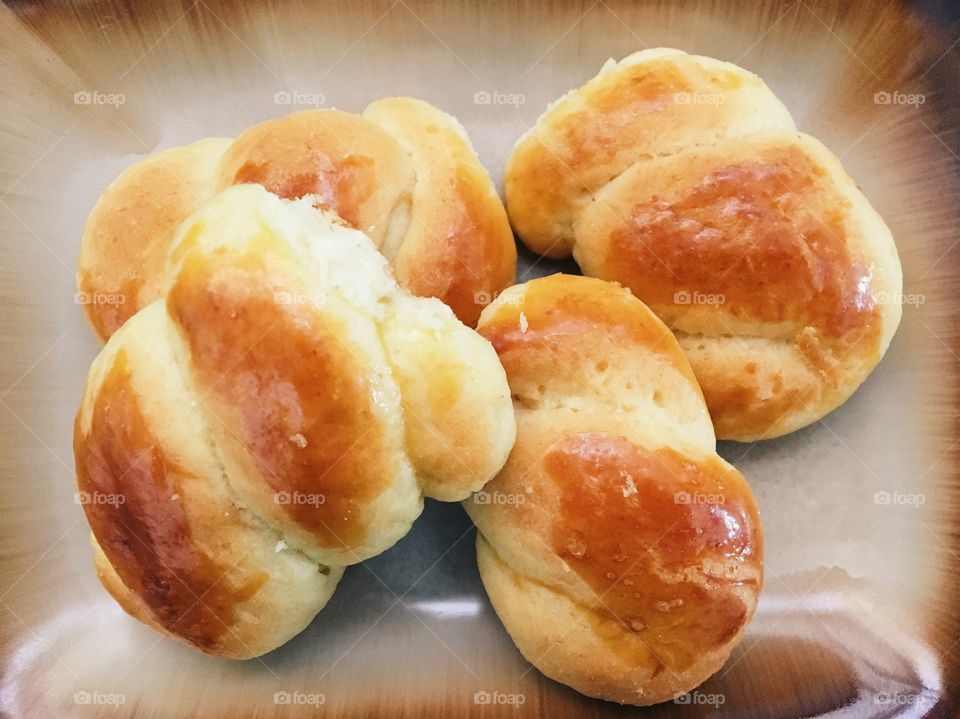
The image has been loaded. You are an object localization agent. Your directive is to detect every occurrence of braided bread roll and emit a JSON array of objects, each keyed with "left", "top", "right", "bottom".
[
  {"left": 74, "top": 184, "right": 515, "bottom": 658},
  {"left": 78, "top": 97, "right": 516, "bottom": 340},
  {"left": 505, "top": 49, "right": 902, "bottom": 441},
  {"left": 465, "top": 274, "right": 763, "bottom": 706}
]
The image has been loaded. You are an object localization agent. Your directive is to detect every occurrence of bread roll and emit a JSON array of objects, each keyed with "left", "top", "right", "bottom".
[
  {"left": 74, "top": 184, "right": 515, "bottom": 658},
  {"left": 465, "top": 274, "right": 763, "bottom": 706},
  {"left": 505, "top": 49, "right": 902, "bottom": 440},
  {"left": 78, "top": 98, "right": 516, "bottom": 340}
]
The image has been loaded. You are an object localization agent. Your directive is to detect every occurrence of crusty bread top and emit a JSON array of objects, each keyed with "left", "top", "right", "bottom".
[
  {"left": 577, "top": 133, "right": 902, "bottom": 440},
  {"left": 77, "top": 138, "right": 232, "bottom": 339},
  {"left": 363, "top": 98, "right": 516, "bottom": 324},
  {"left": 505, "top": 48, "right": 794, "bottom": 258},
  {"left": 216, "top": 109, "right": 414, "bottom": 245},
  {"left": 466, "top": 275, "right": 763, "bottom": 705}
]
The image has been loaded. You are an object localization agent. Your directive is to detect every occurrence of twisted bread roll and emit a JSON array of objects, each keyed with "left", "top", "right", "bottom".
[
  {"left": 505, "top": 49, "right": 902, "bottom": 440},
  {"left": 78, "top": 97, "right": 516, "bottom": 340},
  {"left": 74, "top": 184, "right": 515, "bottom": 658},
  {"left": 466, "top": 274, "right": 763, "bottom": 706}
]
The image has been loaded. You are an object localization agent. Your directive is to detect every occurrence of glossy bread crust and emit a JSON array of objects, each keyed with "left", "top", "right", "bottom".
[
  {"left": 78, "top": 98, "right": 516, "bottom": 341},
  {"left": 505, "top": 48, "right": 795, "bottom": 258},
  {"left": 74, "top": 185, "right": 516, "bottom": 658},
  {"left": 505, "top": 49, "right": 902, "bottom": 440},
  {"left": 465, "top": 275, "right": 763, "bottom": 706},
  {"left": 362, "top": 98, "right": 517, "bottom": 325},
  {"left": 77, "top": 138, "right": 232, "bottom": 339}
]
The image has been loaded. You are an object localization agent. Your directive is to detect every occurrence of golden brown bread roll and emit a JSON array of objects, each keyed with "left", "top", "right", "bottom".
[
  {"left": 465, "top": 274, "right": 763, "bottom": 706},
  {"left": 505, "top": 49, "right": 902, "bottom": 441},
  {"left": 74, "top": 184, "right": 516, "bottom": 658},
  {"left": 78, "top": 97, "right": 516, "bottom": 340}
]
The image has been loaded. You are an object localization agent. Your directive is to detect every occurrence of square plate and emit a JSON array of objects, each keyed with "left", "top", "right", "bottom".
[{"left": 1, "top": 0, "right": 958, "bottom": 716}]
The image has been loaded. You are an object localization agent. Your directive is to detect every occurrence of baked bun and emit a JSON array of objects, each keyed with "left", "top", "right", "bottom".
[
  {"left": 78, "top": 97, "right": 516, "bottom": 340},
  {"left": 465, "top": 274, "right": 763, "bottom": 706},
  {"left": 505, "top": 49, "right": 902, "bottom": 440},
  {"left": 73, "top": 184, "right": 515, "bottom": 658}
]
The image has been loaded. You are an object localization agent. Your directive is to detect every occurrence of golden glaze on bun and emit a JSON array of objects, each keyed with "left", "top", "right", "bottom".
[
  {"left": 465, "top": 274, "right": 763, "bottom": 706},
  {"left": 74, "top": 185, "right": 515, "bottom": 658},
  {"left": 505, "top": 49, "right": 902, "bottom": 440},
  {"left": 79, "top": 98, "right": 516, "bottom": 340}
]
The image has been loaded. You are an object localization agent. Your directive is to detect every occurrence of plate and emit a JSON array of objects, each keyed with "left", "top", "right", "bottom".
[{"left": 1, "top": 0, "right": 958, "bottom": 716}]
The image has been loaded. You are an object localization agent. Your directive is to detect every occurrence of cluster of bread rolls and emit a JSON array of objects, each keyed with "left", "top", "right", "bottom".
[
  {"left": 78, "top": 97, "right": 517, "bottom": 339},
  {"left": 506, "top": 48, "right": 902, "bottom": 441},
  {"left": 71, "top": 52, "right": 901, "bottom": 707}
]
